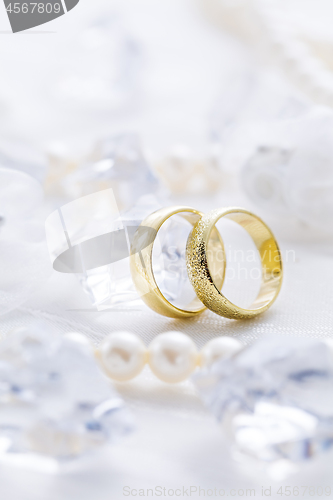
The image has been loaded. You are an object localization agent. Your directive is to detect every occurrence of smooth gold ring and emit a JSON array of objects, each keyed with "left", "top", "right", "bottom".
[
  {"left": 129, "top": 206, "right": 225, "bottom": 318},
  {"left": 186, "top": 207, "right": 283, "bottom": 320}
]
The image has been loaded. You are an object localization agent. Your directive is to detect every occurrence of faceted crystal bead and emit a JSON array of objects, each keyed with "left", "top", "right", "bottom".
[
  {"left": 241, "top": 108, "right": 333, "bottom": 235},
  {"left": 62, "top": 134, "right": 160, "bottom": 211},
  {"left": 46, "top": 184, "right": 197, "bottom": 310},
  {"left": 78, "top": 205, "right": 199, "bottom": 310},
  {"left": 0, "top": 325, "right": 133, "bottom": 468},
  {"left": 194, "top": 336, "right": 333, "bottom": 472}
]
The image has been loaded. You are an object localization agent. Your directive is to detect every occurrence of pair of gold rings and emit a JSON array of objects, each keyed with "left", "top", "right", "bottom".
[{"left": 129, "top": 206, "right": 283, "bottom": 320}]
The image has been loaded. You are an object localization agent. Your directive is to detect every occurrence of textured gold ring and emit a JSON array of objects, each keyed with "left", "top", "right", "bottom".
[
  {"left": 186, "top": 207, "right": 283, "bottom": 320},
  {"left": 129, "top": 206, "right": 225, "bottom": 318}
]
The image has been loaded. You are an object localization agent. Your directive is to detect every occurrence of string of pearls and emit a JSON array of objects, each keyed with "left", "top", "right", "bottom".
[{"left": 94, "top": 331, "right": 243, "bottom": 384}]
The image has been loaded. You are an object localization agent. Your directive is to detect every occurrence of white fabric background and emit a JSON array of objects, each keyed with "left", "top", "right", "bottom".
[{"left": 0, "top": 1, "right": 333, "bottom": 499}]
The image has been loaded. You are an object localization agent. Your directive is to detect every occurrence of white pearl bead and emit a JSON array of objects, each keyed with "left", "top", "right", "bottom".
[
  {"left": 200, "top": 337, "right": 243, "bottom": 368},
  {"left": 98, "top": 331, "right": 147, "bottom": 382},
  {"left": 148, "top": 331, "right": 198, "bottom": 383}
]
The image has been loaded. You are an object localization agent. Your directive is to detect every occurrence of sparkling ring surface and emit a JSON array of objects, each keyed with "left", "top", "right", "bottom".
[{"left": 186, "top": 207, "right": 283, "bottom": 319}]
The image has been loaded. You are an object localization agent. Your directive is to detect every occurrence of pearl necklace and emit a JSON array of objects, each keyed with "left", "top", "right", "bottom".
[{"left": 92, "top": 331, "right": 243, "bottom": 384}]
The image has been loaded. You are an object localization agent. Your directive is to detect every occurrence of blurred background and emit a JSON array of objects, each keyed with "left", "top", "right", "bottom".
[{"left": 2, "top": 0, "right": 333, "bottom": 234}]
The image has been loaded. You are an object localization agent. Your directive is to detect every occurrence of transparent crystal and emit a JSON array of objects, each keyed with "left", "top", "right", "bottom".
[
  {"left": 240, "top": 107, "right": 333, "bottom": 236},
  {"left": 210, "top": 70, "right": 310, "bottom": 174},
  {"left": 45, "top": 133, "right": 165, "bottom": 309},
  {"left": 0, "top": 325, "right": 133, "bottom": 469},
  {"left": 45, "top": 134, "right": 199, "bottom": 310},
  {"left": 194, "top": 336, "right": 333, "bottom": 471},
  {"left": 60, "top": 191, "right": 160, "bottom": 310},
  {"left": 78, "top": 199, "right": 199, "bottom": 310},
  {"left": 62, "top": 134, "right": 160, "bottom": 211}
]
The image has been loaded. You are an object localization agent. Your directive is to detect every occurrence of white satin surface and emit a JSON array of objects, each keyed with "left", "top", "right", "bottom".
[{"left": 0, "top": 1, "right": 333, "bottom": 499}]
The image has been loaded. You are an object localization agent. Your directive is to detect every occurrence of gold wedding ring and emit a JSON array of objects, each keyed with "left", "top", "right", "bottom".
[
  {"left": 130, "top": 206, "right": 225, "bottom": 318},
  {"left": 186, "top": 207, "right": 283, "bottom": 319}
]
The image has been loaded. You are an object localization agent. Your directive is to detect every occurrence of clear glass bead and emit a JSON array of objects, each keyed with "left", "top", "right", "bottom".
[
  {"left": 0, "top": 324, "right": 133, "bottom": 469},
  {"left": 194, "top": 336, "right": 333, "bottom": 475}
]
